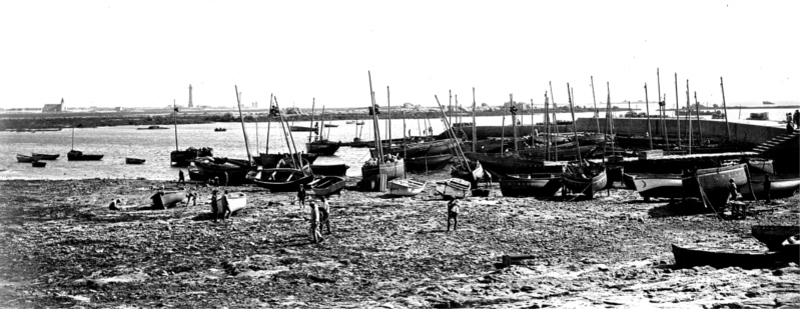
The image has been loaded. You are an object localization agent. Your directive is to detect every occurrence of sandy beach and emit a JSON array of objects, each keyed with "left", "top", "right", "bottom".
[{"left": 1, "top": 174, "right": 798, "bottom": 308}]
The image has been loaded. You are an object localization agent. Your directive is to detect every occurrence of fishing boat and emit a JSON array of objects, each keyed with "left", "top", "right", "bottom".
[
  {"left": 310, "top": 176, "right": 347, "bottom": 196},
  {"left": 171, "top": 147, "right": 214, "bottom": 167},
  {"left": 306, "top": 140, "right": 341, "bottom": 156},
  {"left": 125, "top": 157, "right": 146, "bottom": 164},
  {"left": 561, "top": 161, "right": 607, "bottom": 199},
  {"left": 576, "top": 133, "right": 609, "bottom": 145},
  {"left": 405, "top": 154, "right": 453, "bottom": 172},
  {"left": 681, "top": 163, "right": 748, "bottom": 210},
  {"left": 310, "top": 163, "right": 349, "bottom": 176},
  {"left": 137, "top": 125, "right": 169, "bottom": 130},
  {"left": 369, "top": 143, "right": 431, "bottom": 158},
  {"left": 361, "top": 158, "right": 405, "bottom": 181},
  {"left": 355, "top": 121, "right": 365, "bottom": 125},
  {"left": 671, "top": 244, "right": 784, "bottom": 269},
  {"left": 16, "top": 154, "right": 34, "bottom": 163},
  {"left": 465, "top": 152, "right": 562, "bottom": 179},
  {"left": 751, "top": 225, "right": 800, "bottom": 251},
  {"left": 530, "top": 134, "right": 570, "bottom": 145},
  {"left": 435, "top": 178, "right": 471, "bottom": 199},
  {"left": 151, "top": 190, "right": 187, "bottom": 209},
  {"left": 31, "top": 153, "right": 60, "bottom": 160},
  {"left": 187, "top": 164, "right": 206, "bottom": 181},
  {"left": 323, "top": 124, "right": 338, "bottom": 128},
  {"left": 738, "top": 175, "right": 800, "bottom": 200},
  {"left": 214, "top": 128, "right": 227, "bottom": 132},
  {"left": 32, "top": 161, "right": 46, "bottom": 168},
  {"left": 246, "top": 168, "right": 314, "bottom": 192},
  {"left": 500, "top": 173, "right": 563, "bottom": 197},
  {"left": 388, "top": 178, "right": 427, "bottom": 196},
  {"left": 450, "top": 160, "right": 485, "bottom": 188},
  {"left": 67, "top": 150, "right": 104, "bottom": 161},
  {"left": 219, "top": 192, "right": 248, "bottom": 214},
  {"left": 289, "top": 125, "right": 317, "bottom": 133},
  {"left": 517, "top": 145, "right": 597, "bottom": 160},
  {"left": 631, "top": 173, "right": 683, "bottom": 201},
  {"left": 424, "top": 139, "right": 460, "bottom": 156},
  {"left": 193, "top": 157, "right": 256, "bottom": 185}
]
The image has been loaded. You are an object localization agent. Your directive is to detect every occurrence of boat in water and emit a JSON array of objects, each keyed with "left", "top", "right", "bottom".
[
  {"left": 16, "top": 154, "right": 35, "bottom": 163},
  {"left": 125, "top": 157, "right": 146, "bottom": 164},
  {"left": 32, "top": 161, "right": 46, "bottom": 168},
  {"left": 31, "top": 153, "right": 60, "bottom": 160},
  {"left": 289, "top": 126, "right": 317, "bottom": 133},
  {"left": 500, "top": 173, "right": 563, "bottom": 197},
  {"left": 388, "top": 178, "right": 427, "bottom": 197},
  {"left": 137, "top": 125, "right": 169, "bottom": 130},
  {"left": 67, "top": 150, "right": 104, "bottom": 161}
]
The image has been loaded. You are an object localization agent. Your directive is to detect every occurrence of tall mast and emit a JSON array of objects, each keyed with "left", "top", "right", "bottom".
[
  {"left": 544, "top": 91, "right": 550, "bottom": 160},
  {"left": 530, "top": 98, "right": 535, "bottom": 147},
  {"left": 308, "top": 98, "right": 315, "bottom": 142},
  {"left": 173, "top": 99, "right": 179, "bottom": 152},
  {"left": 368, "top": 71, "right": 384, "bottom": 163},
  {"left": 657, "top": 68, "right": 669, "bottom": 149},
  {"left": 686, "top": 80, "right": 693, "bottom": 154},
  {"left": 567, "top": 84, "right": 582, "bottom": 163},
  {"left": 266, "top": 94, "right": 273, "bottom": 154},
  {"left": 511, "top": 94, "right": 518, "bottom": 152},
  {"left": 234, "top": 86, "right": 253, "bottom": 164},
  {"left": 471, "top": 87, "right": 477, "bottom": 152},
  {"left": 549, "top": 81, "right": 560, "bottom": 161},
  {"left": 590, "top": 76, "right": 600, "bottom": 133},
  {"left": 71, "top": 126, "right": 75, "bottom": 150},
  {"left": 720, "top": 77, "right": 732, "bottom": 140},
  {"left": 694, "top": 91, "right": 703, "bottom": 144},
  {"left": 674, "top": 73, "right": 681, "bottom": 149},
  {"left": 448, "top": 90, "right": 453, "bottom": 129},
  {"left": 644, "top": 83, "right": 653, "bottom": 150},
  {"left": 274, "top": 96, "right": 297, "bottom": 168},
  {"left": 387, "top": 86, "right": 391, "bottom": 143}
]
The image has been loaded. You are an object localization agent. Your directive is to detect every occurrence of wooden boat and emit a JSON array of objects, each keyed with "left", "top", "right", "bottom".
[
  {"left": 310, "top": 163, "right": 349, "bottom": 176},
  {"left": 682, "top": 164, "right": 748, "bottom": 210},
  {"left": 17, "top": 154, "right": 34, "bottom": 163},
  {"left": 671, "top": 244, "right": 783, "bottom": 269},
  {"left": 32, "top": 161, "right": 46, "bottom": 168},
  {"left": 171, "top": 147, "right": 214, "bottom": 167},
  {"left": 345, "top": 121, "right": 355, "bottom": 124},
  {"left": 31, "top": 153, "right": 60, "bottom": 160},
  {"left": 530, "top": 134, "right": 570, "bottom": 145},
  {"left": 606, "top": 164, "right": 625, "bottom": 184},
  {"left": 435, "top": 178, "right": 471, "bottom": 199},
  {"left": 575, "top": 133, "right": 609, "bottom": 145},
  {"left": 67, "top": 150, "right": 104, "bottom": 161},
  {"left": 464, "top": 152, "right": 558, "bottom": 179},
  {"left": 745, "top": 158, "right": 774, "bottom": 175},
  {"left": 256, "top": 152, "right": 318, "bottom": 167},
  {"left": 361, "top": 158, "right": 405, "bottom": 181},
  {"left": 388, "top": 178, "right": 427, "bottom": 196},
  {"left": 355, "top": 121, "right": 365, "bottom": 125},
  {"left": 370, "top": 144, "right": 431, "bottom": 158},
  {"left": 323, "top": 124, "right": 338, "bottom": 128},
  {"left": 289, "top": 125, "right": 317, "bottom": 133},
  {"left": 137, "top": 125, "right": 169, "bottom": 130},
  {"left": 219, "top": 192, "right": 247, "bottom": 213},
  {"left": 214, "top": 128, "right": 227, "bottom": 132},
  {"left": 306, "top": 140, "right": 341, "bottom": 156},
  {"left": 310, "top": 176, "right": 347, "bottom": 196},
  {"left": 194, "top": 157, "right": 256, "bottom": 185},
  {"left": 125, "top": 157, "right": 146, "bottom": 164},
  {"left": 406, "top": 154, "right": 453, "bottom": 172},
  {"left": 561, "top": 161, "right": 607, "bottom": 199},
  {"left": 151, "top": 190, "right": 187, "bottom": 209},
  {"left": 425, "top": 139, "right": 459, "bottom": 156},
  {"left": 500, "top": 173, "right": 563, "bottom": 197},
  {"left": 518, "top": 145, "right": 596, "bottom": 161},
  {"left": 631, "top": 173, "right": 683, "bottom": 201},
  {"left": 187, "top": 164, "right": 206, "bottom": 181},
  {"left": 739, "top": 175, "right": 800, "bottom": 200},
  {"left": 450, "top": 160, "right": 485, "bottom": 188},
  {"left": 752, "top": 225, "right": 800, "bottom": 251},
  {"left": 246, "top": 168, "right": 314, "bottom": 192}
]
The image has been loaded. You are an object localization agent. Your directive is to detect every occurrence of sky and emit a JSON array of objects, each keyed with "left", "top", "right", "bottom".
[{"left": 0, "top": 1, "right": 797, "bottom": 109}]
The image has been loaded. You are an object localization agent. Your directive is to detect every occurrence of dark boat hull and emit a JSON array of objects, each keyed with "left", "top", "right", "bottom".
[
  {"left": 247, "top": 168, "right": 314, "bottom": 192},
  {"left": 751, "top": 225, "right": 800, "bottom": 251},
  {"left": 170, "top": 147, "right": 213, "bottom": 167},
  {"left": 672, "top": 244, "right": 783, "bottom": 269},
  {"left": 682, "top": 164, "right": 747, "bottom": 209},
  {"left": 310, "top": 163, "right": 350, "bottom": 176},
  {"left": 256, "top": 153, "right": 318, "bottom": 167},
  {"left": 562, "top": 163, "right": 607, "bottom": 199},
  {"left": 17, "top": 154, "right": 34, "bottom": 163},
  {"left": 465, "top": 152, "right": 562, "bottom": 179},
  {"left": 306, "top": 141, "right": 341, "bottom": 156},
  {"left": 125, "top": 158, "right": 146, "bottom": 164},
  {"left": 31, "top": 153, "right": 59, "bottom": 160},
  {"left": 739, "top": 176, "right": 800, "bottom": 200},
  {"left": 151, "top": 191, "right": 187, "bottom": 209},
  {"left": 194, "top": 157, "right": 255, "bottom": 185},
  {"left": 32, "top": 161, "right": 46, "bottom": 167},
  {"left": 362, "top": 159, "right": 405, "bottom": 181},
  {"left": 406, "top": 154, "right": 453, "bottom": 172},
  {"left": 67, "top": 151, "right": 104, "bottom": 161},
  {"left": 500, "top": 173, "right": 562, "bottom": 197}
]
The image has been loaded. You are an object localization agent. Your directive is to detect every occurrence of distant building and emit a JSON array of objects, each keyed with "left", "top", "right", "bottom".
[
  {"left": 188, "top": 84, "right": 193, "bottom": 108},
  {"left": 42, "top": 98, "right": 64, "bottom": 113}
]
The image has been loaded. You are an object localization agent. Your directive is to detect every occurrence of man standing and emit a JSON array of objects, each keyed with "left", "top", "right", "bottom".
[
  {"left": 318, "top": 196, "right": 331, "bottom": 235},
  {"left": 763, "top": 174, "right": 772, "bottom": 204},
  {"left": 210, "top": 190, "right": 219, "bottom": 222},
  {"left": 309, "top": 201, "right": 323, "bottom": 243},
  {"left": 178, "top": 170, "right": 186, "bottom": 185},
  {"left": 446, "top": 198, "right": 461, "bottom": 232},
  {"left": 220, "top": 190, "right": 231, "bottom": 220},
  {"left": 297, "top": 184, "right": 307, "bottom": 210}
]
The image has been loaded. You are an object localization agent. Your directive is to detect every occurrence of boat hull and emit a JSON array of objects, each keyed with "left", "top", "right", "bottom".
[
  {"left": 389, "top": 178, "right": 427, "bottom": 196},
  {"left": 310, "top": 163, "right": 349, "bottom": 176},
  {"left": 247, "top": 168, "right": 314, "bottom": 192},
  {"left": 361, "top": 159, "right": 405, "bottom": 181},
  {"left": 406, "top": 154, "right": 453, "bottom": 172},
  {"left": 739, "top": 176, "right": 800, "bottom": 200},
  {"left": 125, "top": 158, "right": 146, "bottom": 164},
  {"left": 218, "top": 192, "right": 247, "bottom": 214},
  {"left": 672, "top": 244, "right": 783, "bottom": 269},
  {"left": 500, "top": 174, "right": 562, "bottom": 197},
  {"left": 562, "top": 164, "right": 607, "bottom": 199},
  {"left": 31, "top": 153, "right": 59, "bottom": 160},
  {"left": 751, "top": 225, "right": 800, "bottom": 251},
  {"left": 632, "top": 174, "right": 683, "bottom": 200},
  {"left": 17, "top": 154, "right": 34, "bottom": 163},
  {"left": 194, "top": 157, "right": 255, "bottom": 185},
  {"left": 310, "top": 176, "right": 347, "bottom": 196},
  {"left": 256, "top": 153, "right": 318, "bottom": 167},
  {"left": 306, "top": 141, "right": 341, "bottom": 156},
  {"left": 151, "top": 191, "right": 187, "bottom": 209},
  {"left": 67, "top": 151, "right": 104, "bottom": 161},
  {"left": 32, "top": 161, "right": 46, "bottom": 167},
  {"left": 170, "top": 147, "right": 213, "bottom": 167},
  {"left": 682, "top": 164, "right": 748, "bottom": 209},
  {"left": 435, "top": 178, "right": 471, "bottom": 199}
]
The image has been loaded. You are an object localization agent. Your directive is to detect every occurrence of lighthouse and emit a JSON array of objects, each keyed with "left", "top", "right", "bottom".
[{"left": 188, "top": 84, "right": 193, "bottom": 108}]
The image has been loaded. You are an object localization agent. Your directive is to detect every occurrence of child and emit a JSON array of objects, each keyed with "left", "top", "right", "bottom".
[{"left": 447, "top": 198, "right": 460, "bottom": 232}]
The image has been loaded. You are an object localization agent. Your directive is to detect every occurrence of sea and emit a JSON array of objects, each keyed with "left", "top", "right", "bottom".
[{"left": 1, "top": 106, "right": 795, "bottom": 181}]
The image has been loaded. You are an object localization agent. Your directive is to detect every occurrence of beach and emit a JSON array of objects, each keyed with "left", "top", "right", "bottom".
[{"left": 1, "top": 174, "right": 798, "bottom": 308}]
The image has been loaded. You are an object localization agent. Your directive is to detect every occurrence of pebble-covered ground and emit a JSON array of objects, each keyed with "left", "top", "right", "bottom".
[{"left": 0, "top": 174, "right": 798, "bottom": 308}]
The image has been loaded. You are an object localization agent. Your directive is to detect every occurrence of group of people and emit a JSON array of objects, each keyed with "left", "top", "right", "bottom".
[{"left": 786, "top": 110, "right": 800, "bottom": 133}]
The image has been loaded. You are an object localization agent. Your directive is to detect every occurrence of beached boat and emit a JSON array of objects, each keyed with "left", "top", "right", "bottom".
[
  {"left": 32, "top": 161, "right": 46, "bottom": 168},
  {"left": 151, "top": 190, "right": 187, "bottom": 209},
  {"left": 435, "top": 178, "right": 471, "bottom": 199},
  {"left": 31, "top": 153, "right": 59, "bottom": 160},
  {"left": 256, "top": 152, "right": 318, "bottom": 167},
  {"left": 361, "top": 158, "right": 405, "bottom": 181},
  {"left": 739, "top": 175, "right": 800, "bottom": 200},
  {"left": 187, "top": 164, "right": 206, "bottom": 181},
  {"left": 751, "top": 225, "right": 800, "bottom": 251},
  {"left": 450, "top": 160, "right": 485, "bottom": 188},
  {"left": 576, "top": 133, "right": 609, "bottom": 145},
  {"left": 194, "top": 157, "right": 256, "bottom": 185},
  {"left": 306, "top": 140, "right": 341, "bottom": 156},
  {"left": 425, "top": 139, "right": 459, "bottom": 156},
  {"left": 561, "top": 161, "right": 607, "bottom": 199},
  {"left": 370, "top": 144, "right": 431, "bottom": 158},
  {"left": 67, "top": 150, "right": 104, "bottom": 161},
  {"left": 671, "top": 244, "right": 784, "bottom": 269},
  {"left": 215, "top": 192, "right": 247, "bottom": 214},
  {"left": 464, "top": 152, "right": 554, "bottom": 179},
  {"left": 310, "top": 163, "right": 349, "bottom": 176},
  {"left": 137, "top": 125, "right": 169, "bottom": 130},
  {"left": 246, "top": 168, "right": 314, "bottom": 192},
  {"left": 289, "top": 126, "right": 317, "bottom": 133},
  {"left": 388, "top": 178, "right": 427, "bottom": 196},
  {"left": 518, "top": 145, "right": 596, "bottom": 161},
  {"left": 17, "top": 154, "right": 34, "bottom": 163},
  {"left": 682, "top": 164, "right": 748, "bottom": 210},
  {"left": 500, "top": 173, "right": 563, "bottom": 197},
  {"left": 631, "top": 173, "right": 684, "bottom": 201},
  {"left": 171, "top": 147, "right": 214, "bottom": 167},
  {"left": 310, "top": 176, "right": 347, "bottom": 196},
  {"left": 406, "top": 154, "right": 453, "bottom": 172},
  {"left": 125, "top": 157, "right": 146, "bottom": 164}
]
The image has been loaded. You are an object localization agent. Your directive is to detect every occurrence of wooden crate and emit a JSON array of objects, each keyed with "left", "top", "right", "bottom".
[{"left": 638, "top": 150, "right": 664, "bottom": 160}]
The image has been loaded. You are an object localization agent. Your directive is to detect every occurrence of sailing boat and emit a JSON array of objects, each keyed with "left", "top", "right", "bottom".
[
  {"left": 169, "top": 100, "right": 212, "bottom": 166},
  {"left": 67, "top": 127, "right": 104, "bottom": 161},
  {"left": 193, "top": 87, "right": 257, "bottom": 184},
  {"left": 560, "top": 84, "right": 607, "bottom": 199},
  {"left": 305, "top": 104, "right": 342, "bottom": 156},
  {"left": 361, "top": 72, "right": 405, "bottom": 183}
]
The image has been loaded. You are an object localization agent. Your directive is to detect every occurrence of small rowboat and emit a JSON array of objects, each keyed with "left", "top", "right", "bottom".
[
  {"left": 631, "top": 173, "right": 683, "bottom": 201},
  {"left": 31, "top": 153, "right": 60, "bottom": 160},
  {"left": 151, "top": 190, "right": 187, "bottom": 209},
  {"left": 751, "top": 225, "right": 800, "bottom": 251},
  {"left": 435, "top": 178, "right": 471, "bottom": 199},
  {"left": 67, "top": 150, "right": 104, "bottom": 161},
  {"left": 323, "top": 124, "right": 338, "bottom": 128},
  {"left": 125, "top": 157, "right": 146, "bottom": 164},
  {"left": 247, "top": 168, "right": 314, "bottom": 192},
  {"left": 500, "top": 173, "right": 562, "bottom": 197},
  {"left": 310, "top": 176, "right": 347, "bottom": 196},
  {"left": 32, "top": 161, "right": 46, "bottom": 168},
  {"left": 17, "top": 154, "right": 35, "bottom": 163},
  {"left": 219, "top": 192, "right": 247, "bottom": 214},
  {"left": 562, "top": 161, "right": 607, "bottom": 199},
  {"left": 671, "top": 244, "right": 784, "bottom": 269},
  {"left": 389, "top": 178, "right": 427, "bottom": 196}
]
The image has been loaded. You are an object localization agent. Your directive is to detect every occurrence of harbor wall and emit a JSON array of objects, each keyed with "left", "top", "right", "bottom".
[{"left": 577, "top": 118, "right": 786, "bottom": 144}]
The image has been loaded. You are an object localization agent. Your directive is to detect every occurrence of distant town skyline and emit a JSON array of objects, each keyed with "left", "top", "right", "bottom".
[{"left": 1, "top": 1, "right": 797, "bottom": 110}]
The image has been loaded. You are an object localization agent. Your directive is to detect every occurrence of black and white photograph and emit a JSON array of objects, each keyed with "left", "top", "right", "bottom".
[{"left": 0, "top": 1, "right": 798, "bottom": 308}]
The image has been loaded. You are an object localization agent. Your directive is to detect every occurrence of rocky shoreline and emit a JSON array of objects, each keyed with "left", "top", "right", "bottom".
[{"left": 0, "top": 175, "right": 798, "bottom": 308}]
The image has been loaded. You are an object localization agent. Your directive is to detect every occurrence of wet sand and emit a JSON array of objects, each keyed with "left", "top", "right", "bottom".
[{"left": 0, "top": 175, "right": 798, "bottom": 308}]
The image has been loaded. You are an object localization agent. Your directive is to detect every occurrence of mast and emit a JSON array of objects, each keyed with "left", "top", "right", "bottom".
[
  {"left": 274, "top": 96, "right": 302, "bottom": 169},
  {"left": 266, "top": 94, "right": 273, "bottom": 154},
  {"left": 530, "top": 98, "right": 535, "bottom": 147},
  {"left": 644, "top": 83, "right": 653, "bottom": 150},
  {"left": 567, "top": 84, "right": 582, "bottom": 163},
  {"left": 500, "top": 101, "right": 506, "bottom": 154},
  {"left": 368, "top": 71, "right": 384, "bottom": 163},
  {"left": 694, "top": 91, "right": 703, "bottom": 144},
  {"left": 172, "top": 99, "right": 179, "bottom": 152},
  {"left": 234, "top": 86, "right": 253, "bottom": 164},
  {"left": 308, "top": 98, "right": 315, "bottom": 143},
  {"left": 71, "top": 126, "right": 75, "bottom": 150},
  {"left": 321, "top": 105, "right": 327, "bottom": 141},
  {"left": 686, "top": 80, "right": 693, "bottom": 154},
  {"left": 471, "top": 87, "right": 477, "bottom": 152},
  {"left": 590, "top": 76, "right": 600, "bottom": 133},
  {"left": 511, "top": 94, "right": 518, "bottom": 152},
  {"left": 549, "top": 81, "right": 559, "bottom": 161},
  {"left": 387, "top": 86, "right": 391, "bottom": 144},
  {"left": 657, "top": 68, "right": 669, "bottom": 150},
  {"left": 720, "top": 77, "right": 732, "bottom": 140},
  {"left": 434, "top": 95, "right": 471, "bottom": 171},
  {"left": 448, "top": 90, "right": 452, "bottom": 129},
  {"left": 544, "top": 91, "right": 550, "bottom": 161},
  {"left": 674, "top": 73, "right": 681, "bottom": 149}
]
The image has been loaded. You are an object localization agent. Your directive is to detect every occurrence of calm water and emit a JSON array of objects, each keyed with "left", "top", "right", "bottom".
[{"left": 0, "top": 108, "right": 792, "bottom": 180}]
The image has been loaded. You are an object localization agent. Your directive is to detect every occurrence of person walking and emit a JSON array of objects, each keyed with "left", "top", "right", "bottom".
[
  {"left": 177, "top": 170, "right": 186, "bottom": 185},
  {"left": 794, "top": 110, "right": 800, "bottom": 129},
  {"left": 446, "top": 198, "right": 461, "bottom": 232},
  {"left": 210, "top": 190, "right": 219, "bottom": 222},
  {"left": 318, "top": 196, "right": 331, "bottom": 235},
  {"left": 763, "top": 174, "right": 772, "bottom": 204},
  {"left": 220, "top": 190, "right": 231, "bottom": 220},
  {"left": 308, "top": 201, "right": 323, "bottom": 243},
  {"left": 297, "top": 184, "right": 307, "bottom": 210}
]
